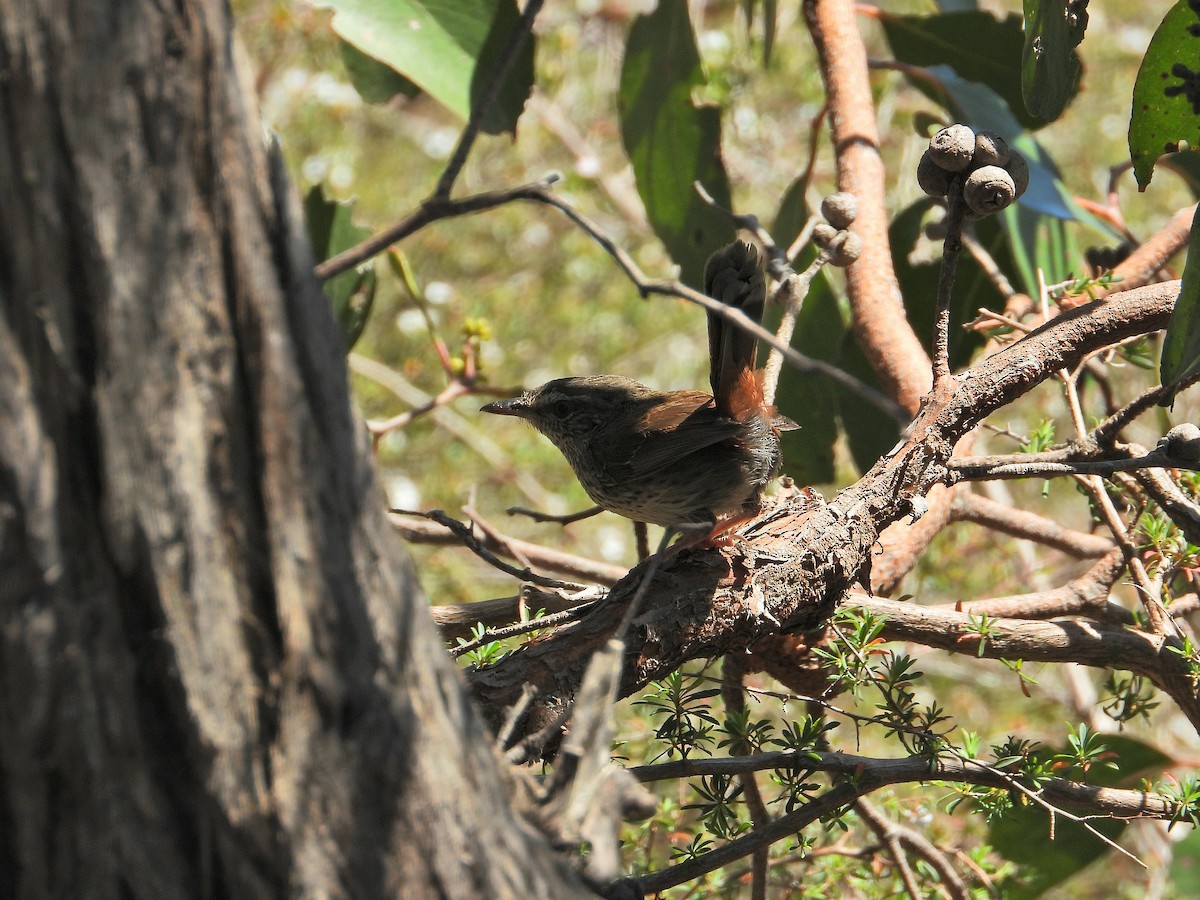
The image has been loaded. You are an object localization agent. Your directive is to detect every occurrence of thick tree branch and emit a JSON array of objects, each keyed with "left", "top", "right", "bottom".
[
  {"left": 470, "top": 282, "right": 1184, "bottom": 738},
  {"left": 803, "top": 0, "right": 931, "bottom": 411},
  {"left": 951, "top": 491, "right": 1116, "bottom": 558}
]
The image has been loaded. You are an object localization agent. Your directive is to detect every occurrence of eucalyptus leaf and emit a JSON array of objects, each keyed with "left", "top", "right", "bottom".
[
  {"left": 1129, "top": 0, "right": 1200, "bottom": 189},
  {"left": 1160, "top": 205, "right": 1200, "bottom": 395},
  {"left": 304, "top": 186, "right": 377, "bottom": 351},
  {"left": 314, "top": 0, "right": 534, "bottom": 135},
  {"left": 879, "top": 10, "right": 1044, "bottom": 131},
  {"left": 619, "top": 0, "right": 734, "bottom": 287},
  {"left": 768, "top": 178, "right": 840, "bottom": 485},
  {"left": 340, "top": 39, "right": 419, "bottom": 104},
  {"left": 1021, "top": 0, "right": 1087, "bottom": 123}
]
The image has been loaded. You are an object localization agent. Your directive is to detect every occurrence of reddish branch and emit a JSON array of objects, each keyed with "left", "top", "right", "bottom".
[
  {"left": 803, "top": 0, "right": 931, "bottom": 412},
  {"left": 951, "top": 492, "right": 1115, "bottom": 558}
]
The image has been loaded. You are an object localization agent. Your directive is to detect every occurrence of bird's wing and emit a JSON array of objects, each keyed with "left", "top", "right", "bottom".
[{"left": 617, "top": 404, "right": 743, "bottom": 477}]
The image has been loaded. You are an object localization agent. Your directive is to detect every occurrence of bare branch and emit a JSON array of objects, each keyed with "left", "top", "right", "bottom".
[
  {"left": 389, "top": 511, "right": 627, "bottom": 586},
  {"left": 432, "top": 0, "right": 544, "bottom": 200},
  {"left": 803, "top": 0, "right": 931, "bottom": 412},
  {"left": 951, "top": 491, "right": 1115, "bottom": 558}
]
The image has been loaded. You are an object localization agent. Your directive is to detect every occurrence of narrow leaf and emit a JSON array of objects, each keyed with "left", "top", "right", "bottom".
[
  {"left": 619, "top": 0, "right": 734, "bottom": 287},
  {"left": 1021, "top": 0, "right": 1087, "bottom": 122},
  {"left": 768, "top": 178, "right": 840, "bottom": 484},
  {"left": 304, "top": 186, "right": 377, "bottom": 351},
  {"left": 1160, "top": 204, "right": 1200, "bottom": 392},
  {"left": 1129, "top": 0, "right": 1200, "bottom": 189},
  {"left": 314, "top": 0, "right": 535, "bottom": 135},
  {"left": 879, "top": 10, "right": 1047, "bottom": 131}
]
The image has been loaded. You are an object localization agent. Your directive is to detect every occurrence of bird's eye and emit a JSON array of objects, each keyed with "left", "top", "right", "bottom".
[{"left": 550, "top": 400, "right": 571, "bottom": 419}]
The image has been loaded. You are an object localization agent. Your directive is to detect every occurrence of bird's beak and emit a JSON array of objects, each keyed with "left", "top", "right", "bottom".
[{"left": 480, "top": 395, "right": 531, "bottom": 418}]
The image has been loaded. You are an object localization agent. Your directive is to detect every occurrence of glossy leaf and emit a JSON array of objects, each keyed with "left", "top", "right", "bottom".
[
  {"left": 1160, "top": 205, "right": 1200, "bottom": 393},
  {"left": 1129, "top": 0, "right": 1200, "bottom": 189},
  {"left": 1021, "top": 0, "right": 1087, "bottom": 123},
  {"left": 619, "top": 0, "right": 735, "bottom": 287},
  {"left": 314, "top": 0, "right": 535, "bottom": 135},
  {"left": 304, "top": 186, "right": 377, "bottom": 351},
  {"left": 880, "top": 10, "right": 1048, "bottom": 132}
]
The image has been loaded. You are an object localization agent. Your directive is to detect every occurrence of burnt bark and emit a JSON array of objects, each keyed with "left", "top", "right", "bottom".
[{"left": 0, "top": 1, "right": 585, "bottom": 897}]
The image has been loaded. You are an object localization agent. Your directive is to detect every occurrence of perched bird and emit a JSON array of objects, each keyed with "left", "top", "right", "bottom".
[{"left": 482, "top": 241, "right": 794, "bottom": 536}]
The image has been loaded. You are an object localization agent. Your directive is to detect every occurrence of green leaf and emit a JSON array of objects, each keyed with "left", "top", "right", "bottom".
[
  {"left": 1130, "top": 0, "right": 1200, "bottom": 189},
  {"left": 619, "top": 0, "right": 735, "bottom": 287},
  {"left": 836, "top": 336, "right": 898, "bottom": 475},
  {"left": 1170, "top": 827, "right": 1200, "bottom": 895},
  {"left": 990, "top": 802, "right": 1125, "bottom": 898},
  {"left": 340, "top": 39, "right": 419, "bottom": 104},
  {"left": 879, "top": 10, "right": 1050, "bottom": 132},
  {"left": 1160, "top": 204, "right": 1200, "bottom": 392},
  {"left": 304, "top": 185, "right": 377, "bottom": 351},
  {"left": 1021, "top": 0, "right": 1087, "bottom": 123},
  {"left": 313, "top": 0, "right": 535, "bottom": 135},
  {"left": 892, "top": 199, "right": 1005, "bottom": 368}
]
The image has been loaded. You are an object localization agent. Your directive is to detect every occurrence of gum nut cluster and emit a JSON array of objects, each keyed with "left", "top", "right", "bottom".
[
  {"left": 917, "top": 125, "right": 1030, "bottom": 220},
  {"left": 811, "top": 192, "right": 862, "bottom": 266}
]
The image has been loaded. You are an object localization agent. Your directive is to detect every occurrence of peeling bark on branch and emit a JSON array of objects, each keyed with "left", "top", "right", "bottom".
[{"left": 471, "top": 283, "right": 1183, "bottom": 739}]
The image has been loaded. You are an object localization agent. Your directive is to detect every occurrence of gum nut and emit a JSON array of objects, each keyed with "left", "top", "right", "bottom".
[
  {"left": 917, "top": 150, "right": 952, "bottom": 197},
  {"left": 820, "top": 192, "right": 858, "bottom": 230},
  {"left": 827, "top": 230, "right": 863, "bottom": 267},
  {"left": 1162, "top": 423, "right": 1200, "bottom": 463},
  {"left": 1005, "top": 151, "right": 1030, "bottom": 199},
  {"left": 811, "top": 223, "right": 838, "bottom": 247},
  {"left": 973, "top": 130, "right": 1011, "bottom": 167},
  {"left": 928, "top": 124, "right": 976, "bottom": 172},
  {"left": 963, "top": 165, "right": 1016, "bottom": 216}
]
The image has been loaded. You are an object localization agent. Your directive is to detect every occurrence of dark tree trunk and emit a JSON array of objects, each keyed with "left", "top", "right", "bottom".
[{"left": 0, "top": 1, "right": 586, "bottom": 897}]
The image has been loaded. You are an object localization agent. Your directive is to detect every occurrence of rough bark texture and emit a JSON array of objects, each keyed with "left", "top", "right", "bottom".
[
  {"left": 471, "top": 283, "right": 1183, "bottom": 739},
  {"left": 0, "top": 2, "right": 585, "bottom": 897}
]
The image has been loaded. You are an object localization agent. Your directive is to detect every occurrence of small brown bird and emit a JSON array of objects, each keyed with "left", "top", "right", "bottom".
[{"left": 482, "top": 242, "right": 794, "bottom": 535}]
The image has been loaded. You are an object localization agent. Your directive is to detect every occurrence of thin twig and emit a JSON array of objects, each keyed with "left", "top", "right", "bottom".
[
  {"left": 932, "top": 179, "right": 965, "bottom": 385},
  {"left": 948, "top": 448, "right": 1200, "bottom": 481},
  {"left": 316, "top": 176, "right": 561, "bottom": 280},
  {"left": 391, "top": 507, "right": 586, "bottom": 591},
  {"left": 433, "top": 0, "right": 544, "bottom": 200}
]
